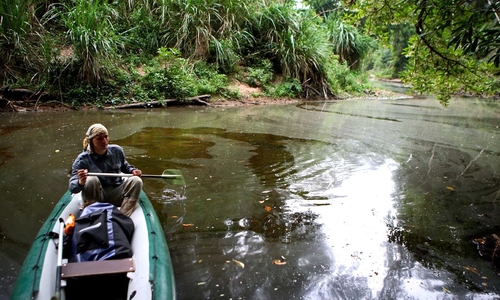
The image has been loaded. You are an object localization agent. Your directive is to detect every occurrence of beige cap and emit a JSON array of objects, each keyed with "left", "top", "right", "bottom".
[{"left": 83, "top": 123, "right": 108, "bottom": 152}]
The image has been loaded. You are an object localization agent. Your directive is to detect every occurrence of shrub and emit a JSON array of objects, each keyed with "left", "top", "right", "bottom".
[
  {"left": 43, "top": 0, "right": 122, "bottom": 85},
  {"left": 193, "top": 62, "right": 230, "bottom": 96},
  {"left": 141, "top": 47, "right": 198, "bottom": 100},
  {"left": 264, "top": 77, "right": 302, "bottom": 98},
  {"left": 245, "top": 59, "right": 274, "bottom": 87}
]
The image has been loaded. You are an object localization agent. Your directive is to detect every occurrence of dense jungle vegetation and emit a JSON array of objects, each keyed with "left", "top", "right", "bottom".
[{"left": 1, "top": 0, "right": 499, "bottom": 108}]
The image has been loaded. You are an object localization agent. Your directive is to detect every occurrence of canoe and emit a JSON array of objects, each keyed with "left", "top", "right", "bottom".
[{"left": 11, "top": 190, "right": 176, "bottom": 300}]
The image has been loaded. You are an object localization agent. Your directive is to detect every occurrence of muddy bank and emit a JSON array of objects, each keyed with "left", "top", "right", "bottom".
[{"left": 0, "top": 84, "right": 411, "bottom": 112}]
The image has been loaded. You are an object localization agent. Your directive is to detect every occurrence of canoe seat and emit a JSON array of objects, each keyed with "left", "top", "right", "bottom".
[{"left": 61, "top": 257, "right": 135, "bottom": 278}]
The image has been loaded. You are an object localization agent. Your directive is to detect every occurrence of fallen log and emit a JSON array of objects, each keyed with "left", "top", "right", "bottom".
[
  {"left": 106, "top": 94, "right": 211, "bottom": 109},
  {"left": 0, "top": 86, "right": 54, "bottom": 101}
]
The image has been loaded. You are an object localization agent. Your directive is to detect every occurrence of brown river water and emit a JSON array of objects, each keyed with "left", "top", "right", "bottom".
[{"left": 1, "top": 89, "right": 500, "bottom": 299}]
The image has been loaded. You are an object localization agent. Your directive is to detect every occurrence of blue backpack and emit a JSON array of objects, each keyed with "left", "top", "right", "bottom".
[{"left": 72, "top": 202, "right": 134, "bottom": 262}]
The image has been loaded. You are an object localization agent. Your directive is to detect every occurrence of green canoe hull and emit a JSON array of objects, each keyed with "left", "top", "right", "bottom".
[{"left": 11, "top": 190, "right": 175, "bottom": 300}]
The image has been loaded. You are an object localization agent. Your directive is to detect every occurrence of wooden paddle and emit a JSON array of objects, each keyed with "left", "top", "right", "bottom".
[{"left": 87, "top": 169, "right": 186, "bottom": 186}]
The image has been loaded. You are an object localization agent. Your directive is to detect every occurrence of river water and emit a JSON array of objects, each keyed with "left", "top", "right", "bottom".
[{"left": 1, "top": 89, "right": 500, "bottom": 299}]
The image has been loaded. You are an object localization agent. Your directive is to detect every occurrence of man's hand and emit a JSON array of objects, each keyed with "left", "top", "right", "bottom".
[
  {"left": 77, "top": 169, "right": 88, "bottom": 186},
  {"left": 132, "top": 169, "right": 142, "bottom": 177}
]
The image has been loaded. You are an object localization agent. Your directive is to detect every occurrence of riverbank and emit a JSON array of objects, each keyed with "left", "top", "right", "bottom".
[{"left": 0, "top": 81, "right": 412, "bottom": 112}]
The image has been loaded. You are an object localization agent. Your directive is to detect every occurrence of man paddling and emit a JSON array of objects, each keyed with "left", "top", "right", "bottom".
[{"left": 68, "top": 123, "right": 143, "bottom": 217}]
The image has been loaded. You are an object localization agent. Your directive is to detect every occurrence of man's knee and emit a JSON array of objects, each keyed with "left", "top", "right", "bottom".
[
  {"left": 81, "top": 176, "right": 103, "bottom": 207},
  {"left": 86, "top": 176, "right": 101, "bottom": 186},
  {"left": 130, "top": 176, "right": 143, "bottom": 189}
]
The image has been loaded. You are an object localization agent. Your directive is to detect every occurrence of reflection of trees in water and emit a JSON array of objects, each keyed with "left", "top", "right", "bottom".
[
  {"left": 386, "top": 218, "right": 484, "bottom": 292},
  {"left": 0, "top": 147, "right": 13, "bottom": 168},
  {"left": 218, "top": 131, "right": 321, "bottom": 241},
  {"left": 389, "top": 143, "right": 500, "bottom": 291},
  {"left": 123, "top": 127, "right": 323, "bottom": 242},
  {"left": 119, "top": 127, "right": 217, "bottom": 160},
  {"left": 474, "top": 233, "right": 500, "bottom": 271},
  {"left": 219, "top": 131, "right": 300, "bottom": 189}
]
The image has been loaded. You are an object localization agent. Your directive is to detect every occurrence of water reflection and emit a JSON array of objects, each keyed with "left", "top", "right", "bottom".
[
  {"left": 389, "top": 142, "right": 500, "bottom": 295},
  {"left": 295, "top": 158, "right": 398, "bottom": 299},
  {"left": 2, "top": 96, "right": 500, "bottom": 299},
  {"left": 111, "top": 116, "right": 500, "bottom": 299},
  {"left": 119, "top": 126, "right": 434, "bottom": 299}
]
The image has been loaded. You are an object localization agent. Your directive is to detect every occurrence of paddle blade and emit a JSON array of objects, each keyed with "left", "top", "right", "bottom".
[{"left": 163, "top": 169, "right": 186, "bottom": 186}]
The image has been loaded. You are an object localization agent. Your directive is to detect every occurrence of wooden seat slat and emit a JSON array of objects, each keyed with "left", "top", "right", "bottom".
[{"left": 61, "top": 257, "right": 135, "bottom": 278}]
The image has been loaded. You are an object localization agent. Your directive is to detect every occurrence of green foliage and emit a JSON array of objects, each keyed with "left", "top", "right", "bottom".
[
  {"left": 325, "top": 14, "right": 374, "bottom": 70},
  {"left": 245, "top": 59, "right": 274, "bottom": 87},
  {"left": 163, "top": 0, "right": 257, "bottom": 64},
  {"left": 264, "top": 77, "right": 302, "bottom": 98},
  {"left": 432, "top": 0, "right": 500, "bottom": 67},
  {"left": 50, "top": 46, "right": 235, "bottom": 105},
  {"left": 141, "top": 47, "right": 198, "bottom": 100},
  {"left": 116, "top": 5, "right": 165, "bottom": 55},
  {"left": 304, "top": 0, "right": 342, "bottom": 16},
  {"left": 325, "top": 55, "right": 367, "bottom": 96},
  {"left": 61, "top": 66, "right": 135, "bottom": 107},
  {"left": 193, "top": 61, "right": 231, "bottom": 96},
  {"left": 208, "top": 38, "right": 241, "bottom": 73},
  {"left": 363, "top": 23, "right": 413, "bottom": 79},
  {"left": 364, "top": 48, "right": 393, "bottom": 79},
  {"left": 0, "top": 0, "right": 31, "bottom": 53},
  {"left": 386, "top": 23, "right": 413, "bottom": 77},
  {"left": 251, "top": 4, "right": 333, "bottom": 97},
  {"left": 2, "top": 0, "right": 381, "bottom": 105},
  {"left": 350, "top": 0, "right": 500, "bottom": 101},
  {"left": 401, "top": 35, "right": 499, "bottom": 105},
  {"left": 0, "top": 0, "right": 37, "bottom": 82},
  {"left": 44, "top": 0, "right": 122, "bottom": 85}
]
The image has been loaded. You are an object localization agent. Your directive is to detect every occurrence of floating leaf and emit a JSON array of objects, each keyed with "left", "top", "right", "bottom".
[
  {"left": 171, "top": 216, "right": 179, "bottom": 219},
  {"left": 446, "top": 186, "right": 454, "bottom": 191},
  {"left": 272, "top": 259, "right": 286, "bottom": 265},
  {"left": 443, "top": 287, "right": 450, "bottom": 293},
  {"left": 182, "top": 223, "right": 194, "bottom": 228},
  {"left": 462, "top": 266, "right": 479, "bottom": 275},
  {"left": 55, "top": 149, "right": 60, "bottom": 153},
  {"left": 475, "top": 238, "right": 486, "bottom": 244},
  {"left": 233, "top": 259, "right": 245, "bottom": 269},
  {"left": 264, "top": 205, "right": 272, "bottom": 212}
]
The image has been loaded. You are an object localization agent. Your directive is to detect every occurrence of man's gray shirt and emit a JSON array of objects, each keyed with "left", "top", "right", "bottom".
[{"left": 69, "top": 144, "right": 136, "bottom": 193}]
